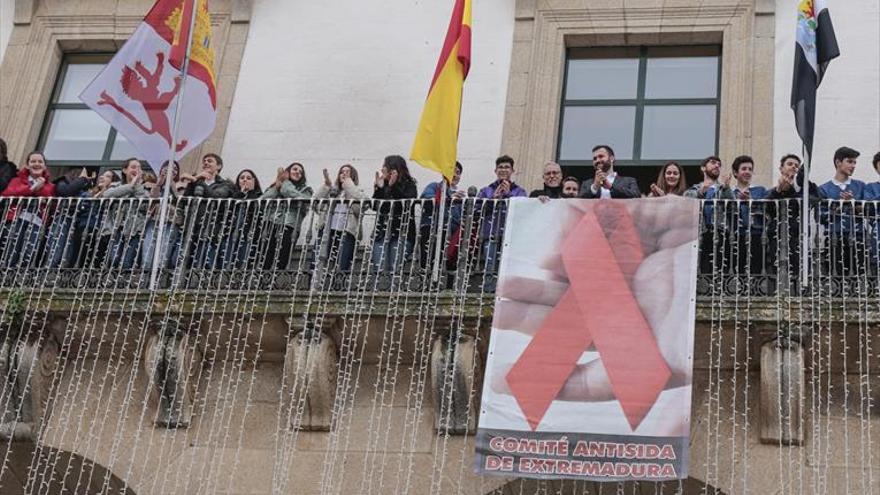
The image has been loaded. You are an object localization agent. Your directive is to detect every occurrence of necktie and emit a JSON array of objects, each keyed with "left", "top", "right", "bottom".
[{"left": 505, "top": 202, "right": 671, "bottom": 431}]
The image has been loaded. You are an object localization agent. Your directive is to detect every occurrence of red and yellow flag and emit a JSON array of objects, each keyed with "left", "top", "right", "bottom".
[
  {"left": 410, "top": 0, "right": 472, "bottom": 182},
  {"left": 79, "top": 0, "right": 217, "bottom": 171}
]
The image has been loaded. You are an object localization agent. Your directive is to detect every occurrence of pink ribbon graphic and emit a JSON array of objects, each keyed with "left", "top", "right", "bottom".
[{"left": 505, "top": 203, "right": 672, "bottom": 431}]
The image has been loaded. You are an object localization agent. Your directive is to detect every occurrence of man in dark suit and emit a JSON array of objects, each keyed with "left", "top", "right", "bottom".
[{"left": 578, "top": 145, "right": 641, "bottom": 199}]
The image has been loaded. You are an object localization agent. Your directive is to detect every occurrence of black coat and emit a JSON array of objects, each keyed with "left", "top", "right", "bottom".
[
  {"left": 373, "top": 179, "right": 418, "bottom": 241},
  {"left": 578, "top": 175, "right": 641, "bottom": 199},
  {"left": 0, "top": 161, "right": 17, "bottom": 193},
  {"left": 529, "top": 185, "right": 563, "bottom": 199}
]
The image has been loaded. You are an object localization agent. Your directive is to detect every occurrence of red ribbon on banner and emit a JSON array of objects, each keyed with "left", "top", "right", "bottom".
[{"left": 505, "top": 202, "right": 671, "bottom": 431}]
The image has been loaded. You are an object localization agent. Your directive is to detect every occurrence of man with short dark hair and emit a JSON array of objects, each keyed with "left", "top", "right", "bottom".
[
  {"left": 729, "top": 155, "right": 767, "bottom": 274},
  {"left": 477, "top": 155, "right": 526, "bottom": 290},
  {"left": 578, "top": 145, "right": 640, "bottom": 199},
  {"left": 529, "top": 161, "right": 563, "bottom": 200},
  {"left": 685, "top": 156, "right": 733, "bottom": 273},
  {"left": 819, "top": 147, "right": 866, "bottom": 275},
  {"left": 864, "top": 152, "right": 880, "bottom": 273},
  {"left": 182, "top": 153, "right": 237, "bottom": 269},
  {"left": 684, "top": 156, "right": 732, "bottom": 199},
  {"left": 867, "top": 152, "right": 880, "bottom": 200},
  {"left": 418, "top": 162, "right": 465, "bottom": 268},
  {"left": 561, "top": 177, "right": 580, "bottom": 198},
  {"left": 764, "top": 154, "right": 826, "bottom": 290}
]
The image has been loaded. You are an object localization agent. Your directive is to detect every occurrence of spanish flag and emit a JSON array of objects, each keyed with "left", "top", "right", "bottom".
[{"left": 410, "top": 0, "right": 472, "bottom": 182}]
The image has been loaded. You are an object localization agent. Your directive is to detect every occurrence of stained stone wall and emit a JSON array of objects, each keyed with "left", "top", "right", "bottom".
[{"left": 2, "top": 293, "right": 879, "bottom": 494}]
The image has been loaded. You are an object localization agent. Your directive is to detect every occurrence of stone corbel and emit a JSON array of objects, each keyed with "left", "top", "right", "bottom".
[
  {"left": 231, "top": 0, "right": 252, "bottom": 23},
  {"left": 282, "top": 316, "right": 339, "bottom": 432},
  {"left": 0, "top": 315, "right": 62, "bottom": 442},
  {"left": 143, "top": 318, "right": 203, "bottom": 429},
  {"left": 759, "top": 324, "right": 806, "bottom": 446},
  {"left": 13, "top": 0, "right": 36, "bottom": 25},
  {"left": 430, "top": 319, "right": 483, "bottom": 435}
]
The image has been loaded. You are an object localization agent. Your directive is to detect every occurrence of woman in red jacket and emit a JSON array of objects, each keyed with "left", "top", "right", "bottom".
[{"left": 1, "top": 151, "right": 56, "bottom": 267}]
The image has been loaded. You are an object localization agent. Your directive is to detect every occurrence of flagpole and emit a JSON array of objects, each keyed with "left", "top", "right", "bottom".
[
  {"left": 800, "top": 149, "right": 811, "bottom": 292},
  {"left": 431, "top": 177, "right": 449, "bottom": 285},
  {"left": 150, "top": 0, "right": 200, "bottom": 290}
]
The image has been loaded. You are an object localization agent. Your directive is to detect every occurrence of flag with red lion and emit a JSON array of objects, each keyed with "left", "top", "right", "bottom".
[{"left": 80, "top": 0, "right": 216, "bottom": 171}]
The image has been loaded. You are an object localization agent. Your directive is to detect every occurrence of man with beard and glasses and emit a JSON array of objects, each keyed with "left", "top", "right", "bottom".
[
  {"left": 685, "top": 156, "right": 733, "bottom": 273},
  {"left": 578, "top": 145, "right": 640, "bottom": 199}
]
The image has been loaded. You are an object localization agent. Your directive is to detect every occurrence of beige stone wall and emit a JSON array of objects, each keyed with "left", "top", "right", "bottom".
[
  {"left": 13, "top": 320, "right": 879, "bottom": 494},
  {"left": 502, "top": 0, "right": 776, "bottom": 193},
  {"left": 0, "top": 0, "right": 253, "bottom": 173}
]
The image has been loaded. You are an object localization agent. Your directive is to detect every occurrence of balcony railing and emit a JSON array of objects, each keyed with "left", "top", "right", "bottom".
[{"left": 0, "top": 196, "right": 874, "bottom": 296}]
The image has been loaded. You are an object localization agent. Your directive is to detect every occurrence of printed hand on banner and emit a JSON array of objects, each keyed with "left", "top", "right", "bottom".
[{"left": 491, "top": 200, "right": 697, "bottom": 427}]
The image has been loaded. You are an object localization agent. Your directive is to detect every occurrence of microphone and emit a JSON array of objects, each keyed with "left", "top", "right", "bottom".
[{"left": 467, "top": 186, "right": 478, "bottom": 197}]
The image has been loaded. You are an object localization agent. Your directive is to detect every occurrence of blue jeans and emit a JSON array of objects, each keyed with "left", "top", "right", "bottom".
[
  {"left": 327, "top": 230, "right": 356, "bottom": 272},
  {"left": 110, "top": 235, "right": 142, "bottom": 269},
  {"left": 192, "top": 238, "right": 227, "bottom": 269},
  {"left": 45, "top": 217, "right": 75, "bottom": 268},
  {"left": 371, "top": 236, "right": 412, "bottom": 272},
  {"left": 3, "top": 220, "right": 43, "bottom": 268},
  {"left": 482, "top": 239, "right": 501, "bottom": 292}
]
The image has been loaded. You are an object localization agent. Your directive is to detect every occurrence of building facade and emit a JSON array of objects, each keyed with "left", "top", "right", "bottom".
[{"left": 0, "top": 0, "right": 877, "bottom": 193}]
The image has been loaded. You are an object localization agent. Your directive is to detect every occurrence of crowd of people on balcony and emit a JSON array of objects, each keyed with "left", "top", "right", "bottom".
[{"left": 0, "top": 135, "right": 879, "bottom": 281}]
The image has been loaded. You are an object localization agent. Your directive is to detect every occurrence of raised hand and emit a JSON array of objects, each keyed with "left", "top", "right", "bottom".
[
  {"left": 594, "top": 171, "right": 607, "bottom": 190},
  {"left": 650, "top": 184, "right": 665, "bottom": 197}
]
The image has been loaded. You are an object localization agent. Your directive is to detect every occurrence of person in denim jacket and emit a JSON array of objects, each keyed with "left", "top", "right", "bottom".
[{"left": 818, "top": 147, "right": 866, "bottom": 275}]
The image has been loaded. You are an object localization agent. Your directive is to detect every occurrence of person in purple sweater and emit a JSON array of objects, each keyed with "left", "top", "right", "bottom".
[{"left": 476, "top": 155, "right": 526, "bottom": 290}]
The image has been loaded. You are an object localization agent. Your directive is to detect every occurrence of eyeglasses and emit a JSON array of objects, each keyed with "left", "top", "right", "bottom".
[{"left": 543, "top": 171, "right": 561, "bottom": 176}]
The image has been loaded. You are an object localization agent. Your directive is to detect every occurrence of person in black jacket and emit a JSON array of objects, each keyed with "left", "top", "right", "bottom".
[
  {"left": 44, "top": 167, "right": 95, "bottom": 268},
  {"left": 765, "top": 154, "right": 824, "bottom": 290},
  {"left": 0, "top": 138, "right": 17, "bottom": 193},
  {"left": 371, "top": 155, "right": 417, "bottom": 272},
  {"left": 578, "top": 145, "right": 641, "bottom": 199},
  {"left": 229, "top": 169, "right": 263, "bottom": 268},
  {"left": 529, "top": 161, "right": 564, "bottom": 201},
  {"left": 180, "top": 153, "right": 237, "bottom": 269}
]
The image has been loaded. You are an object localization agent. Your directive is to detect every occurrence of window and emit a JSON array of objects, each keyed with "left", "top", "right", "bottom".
[
  {"left": 557, "top": 46, "right": 721, "bottom": 190},
  {"left": 38, "top": 54, "right": 138, "bottom": 169}
]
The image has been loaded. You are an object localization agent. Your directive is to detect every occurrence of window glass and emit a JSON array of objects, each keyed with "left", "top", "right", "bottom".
[
  {"left": 645, "top": 56, "right": 718, "bottom": 99},
  {"left": 110, "top": 133, "right": 139, "bottom": 161},
  {"left": 640, "top": 105, "right": 717, "bottom": 159},
  {"left": 42, "top": 110, "right": 111, "bottom": 160},
  {"left": 57, "top": 64, "right": 105, "bottom": 103},
  {"left": 558, "top": 46, "right": 721, "bottom": 185},
  {"left": 565, "top": 58, "right": 639, "bottom": 100},
  {"left": 559, "top": 106, "right": 635, "bottom": 161}
]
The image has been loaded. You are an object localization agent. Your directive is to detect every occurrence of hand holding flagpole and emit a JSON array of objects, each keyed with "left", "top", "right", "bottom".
[
  {"left": 409, "top": 0, "right": 472, "bottom": 282},
  {"left": 151, "top": 0, "right": 201, "bottom": 290},
  {"left": 79, "top": 0, "right": 218, "bottom": 290}
]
